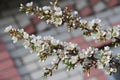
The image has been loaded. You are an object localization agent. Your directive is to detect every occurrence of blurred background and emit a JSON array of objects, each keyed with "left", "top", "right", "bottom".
[{"left": 0, "top": 0, "right": 120, "bottom": 80}]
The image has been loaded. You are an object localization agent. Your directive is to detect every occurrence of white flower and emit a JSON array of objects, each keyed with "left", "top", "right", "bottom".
[
  {"left": 23, "top": 32, "right": 29, "bottom": 39},
  {"left": 104, "top": 46, "right": 110, "bottom": 51},
  {"left": 112, "top": 27, "right": 120, "bottom": 37},
  {"left": 42, "top": 6, "right": 51, "bottom": 14},
  {"left": 54, "top": 7, "right": 62, "bottom": 16},
  {"left": 106, "top": 31, "right": 112, "bottom": 40},
  {"left": 23, "top": 40, "right": 30, "bottom": 48},
  {"left": 18, "top": 29, "right": 24, "bottom": 33},
  {"left": 89, "top": 18, "right": 101, "bottom": 30},
  {"left": 12, "top": 36, "right": 18, "bottom": 43},
  {"left": 70, "top": 56, "right": 79, "bottom": 64},
  {"left": 80, "top": 20, "right": 87, "bottom": 25},
  {"left": 4, "top": 25, "right": 13, "bottom": 32},
  {"left": 51, "top": 39, "right": 59, "bottom": 45},
  {"left": 67, "top": 42, "right": 77, "bottom": 50},
  {"left": 26, "top": 2, "right": 33, "bottom": 7}
]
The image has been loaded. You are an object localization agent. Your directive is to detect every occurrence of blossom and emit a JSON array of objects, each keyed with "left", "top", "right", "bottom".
[
  {"left": 26, "top": 2, "right": 33, "bottom": 7},
  {"left": 23, "top": 32, "right": 29, "bottom": 39},
  {"left": 89, "top": 18, "right": 101, "bottom": 30},
  {"left": 54, "top": 7, "right": 62, "bottom": 16},
  {"left": 42, "top": 6, "right": 51, "bottom": 14},
  {"left": 23, "top": 40, "right": 30, "bottom": 48},
  {"left": 12, "top": 36, "right": 18, "bottom": 43},
  {"left": 4, "top": 25, "right": 12, "bottom": 32},
  {"left": 104, "top": 46, "right": 110, "bottom": 51}
]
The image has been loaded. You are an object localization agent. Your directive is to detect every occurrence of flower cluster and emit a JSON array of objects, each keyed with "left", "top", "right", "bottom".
[
  {"left": 4, "top": 0, "right": 120, "bottom": 78},
  {"left": 19, "top": 1, "right": 120, "bottom": 46},
  {"left": 5, "top": 26, "right": 120, "bottom": 77}
]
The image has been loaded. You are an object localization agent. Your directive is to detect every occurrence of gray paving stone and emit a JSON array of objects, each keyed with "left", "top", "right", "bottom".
[
  {"left": 14, "top": 40, "right": 23, "bottom": 48},
  {"left": 108, "top": 14, "right": 120, "bottom": 24},
  {"left": 6, "top": 42, "right": 16, "bottom": 51},
  {"left": 10, "top": 47, "right": 29, "bottom": 58},
  {"left": 65, "top": 74, "right": 83, "bottom": 80},
  {"left": 30, "top": 70, "right": 44, "bottom": 80},
  {"left": 36, "top": 21, "right": 50, "bottom": 32},
  {"left": 95, "top": 9, "right": 114, "bottom": 19},
  {"left": 113, "top": 6, "right": 120, "bottom": 14},
  {"left": 23, "top": 75, "right": 32, "bottom": 80},
  {"left": 19, "top": 63, "right": 37, "bottom": 75},
  {"left": 2, "top": 34, "right": 12, "bottom": 43},
  {"left": 0, "top": 16, "right": 15, "bottom": 26},
  {"left": 15, "top": 14, "right": 31, "bottom": 27},
  {"left": 22, "top": 53, "right": 39, "bottom": 64},
  {"left": 14, "top": 58, "right": 23, "bottom": 67},
  {"left": 75, "top": 0, "right": 87, "bottom": 10},
  {"left": 37, "top": 28, "right": 58, "bottom": 37},
  {"left": 56, "top": 26, "right": 68, "bottom": 33},
  {"left": 54, "top": 32, "right": 71, "bottom": 41},
  {"left": 93, "top": 2, "right": 106, "bottom": 13},
  {"left": 71, "top": 29, "right": 82, "bottom": 37},
  {"left": 48, "top": 71, "right": 68, "bottom": 80}
]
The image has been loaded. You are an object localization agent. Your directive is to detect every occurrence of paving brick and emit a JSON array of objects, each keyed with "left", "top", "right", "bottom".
[
  {"left": 19, "top": 63, "right": 38, "bottom": 76},
  {"left": 0, "top": 16, "right": 15, "bottom": 26},
  {"left": 0, "top": 59, "right": 14, "bottom": 71},
  {"left": 89, "top": 0, "right": 100, "bottom": 5},
  {"left": 55, "top": 32, "right": 71, "bottom": 41},
  {"left": 14, "top": 40, "right": 23, "bottom": 48},
  {"left": 6, "top": 42, "right": 16, "bottom": 51},
  {"left": 79, "top": 42, "right": 89, "bottom": 49},
  {"left": 111, "top": 21, "right": 120, "bottom": 26},
  {"left": 14, "top": 58, "right": 23, "bottom": 67},
  {"left": 95, "top": 9, "right": 113, "bottom": 19},
  {"left": 88, "top": 40, "right": 111, "bottom": 48},
  {"left": 98, "top": 74, "right": 108, "bottom": 80},
  {"left": 2, "top": 34, "right": 13, "bottom": 43},
  {"left": 56, "top": 26, "right": 68, "bottom": 33},
  {"left": 36, "top": 21, "right": 49, "bottom": 32},
  {"left": 84, "top": 68, "right": 104, "bottom": 80},
  {"left": 87, "top": 77, "right": 97, "bottom": 80},
  {"left": 23, "top": 75, "right": 31, "bottom": 80},
  {"left": 15, "top": 14, "right": 31, "bottom": 27},
  {"left": 67, "top": 36, "right": 85, "bottom": 44},
  {"left": 37, "top": 28, "right": 58, "bottom": 37},
  {"left": 0, "top": 42, "right": 6, "bottom": 51},
  {"left": 48, "top": 71, "right": 68, "bottom": 80},
  {"left": 37, "top": 56, "right": 54, "bottom": 67},
  {"left": 10, "top": 47, "right": 29, "bottom": 58},
  {"left": 113, "top": 6, "right": 120, "bottom": 14},
  {"left": 93, "top": 2, "right": 106, "bottom": 13},
  {"left": 0, "top": 67, "right": 19, "bottom": 79},
  {"left": 0, "top": 27, "right": 8, "bottom": 35},
  {"left": 66, "top": 74, "right": 83, "bottom": 80},
  {"left": 107, "top": 0, "right": 119, "bottom": 7},
  {"left": 10, "top": 76, "right": 22, "bottom": 80},
  {"left": 24, "top": 24, "right": 36, "bottom": 34},
  {"left": 75, "top": 0, "right": 87, "bottom": 10},
  {"left": 108, "top": 14, "right": 120, "bottom": 24},
  {"left": 0, "top": 51, "right": 10, "bottom": 61},
  {"left": 22, "top": 53, "right": 39, "bottom": 64},
  {"left": 67, "top": 66, "right": 82, "bottom": 76},
  {"left": 80, "top": 7, "right": 93, "bottom": 17},
  {"left": 70, "top": 29, "right": 82, "bottom": 37},
  {"left": 30, "top": 70, "right": 43, "bottom": 80},
  {"left": 32, "top": 15, "right": 41, "bottom": 24}
]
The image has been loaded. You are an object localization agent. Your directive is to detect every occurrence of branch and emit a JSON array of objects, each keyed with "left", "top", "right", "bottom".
[{"left": 4, "top": 26, "right": 120, "bottom": 77}]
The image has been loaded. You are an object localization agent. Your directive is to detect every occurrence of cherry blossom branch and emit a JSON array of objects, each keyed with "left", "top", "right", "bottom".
[
  {"left": 19, "top": 1, "right": 120, "bottom": 47},
  {"left": 4, "top": 26, "right": 120, "bottom": 77}
]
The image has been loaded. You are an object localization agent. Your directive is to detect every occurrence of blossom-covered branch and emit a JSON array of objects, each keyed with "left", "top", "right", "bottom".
[
  {"left": 20, "top": 2, "right": 120, "bottom": 46},
  {"left": 5, "top": 26, "right": 120, "bottom": 77}
]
